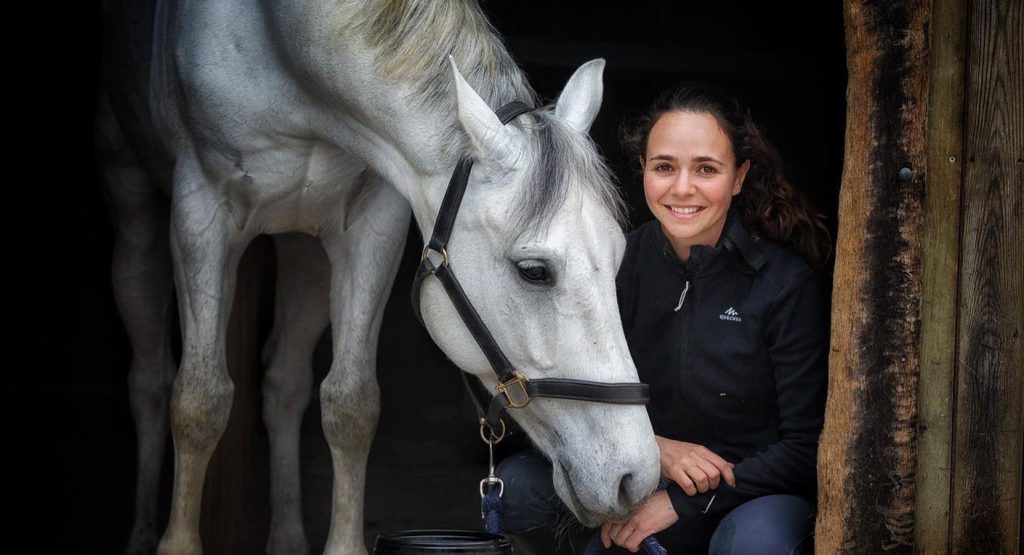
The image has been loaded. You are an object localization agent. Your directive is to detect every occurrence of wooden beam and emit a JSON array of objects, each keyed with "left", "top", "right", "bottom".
[
  {"left": 915, "top": 0, "right": 967, "bottom": 552},
  {"left": 950, "top": 0, "right": 1024, "bottom": 553},
  {"left": 817, "top": 1, "right": 931, "bottom": 552}
]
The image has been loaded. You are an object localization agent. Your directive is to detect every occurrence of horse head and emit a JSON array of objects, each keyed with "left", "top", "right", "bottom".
[{"left": 415, "top": 58, "right": 661, "bottom": 526}]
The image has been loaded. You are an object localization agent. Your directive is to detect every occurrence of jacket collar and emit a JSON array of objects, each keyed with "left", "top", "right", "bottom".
[
  {"left": 657, "top": 206, "right": 767, "bottom": 274},
  {"left": 719, "top": 207, "right": 767, "bottom": 272}
]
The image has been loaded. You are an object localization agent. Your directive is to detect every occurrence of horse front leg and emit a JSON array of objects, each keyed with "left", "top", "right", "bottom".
[
  {"left": 262, "top": 233, "right": 331, "bottom": 555},
  {"left": 157, "top": 163, "right": 254, "bottom": 555},
  {"left": 320, "top": 180, "right": 410, "bottom": 555}
]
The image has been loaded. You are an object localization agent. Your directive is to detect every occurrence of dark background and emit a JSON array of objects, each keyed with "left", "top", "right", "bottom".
[{"left": 20, "top": 1, "right": 845, "bottom": 552}]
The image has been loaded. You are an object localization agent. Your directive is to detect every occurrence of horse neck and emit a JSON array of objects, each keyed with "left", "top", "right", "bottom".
[
  {"left": 281, "top": 0, "right": 536, "bottom": 230},
  {"left": 363, "top": 90, "right": 528, "bottom": 234}
]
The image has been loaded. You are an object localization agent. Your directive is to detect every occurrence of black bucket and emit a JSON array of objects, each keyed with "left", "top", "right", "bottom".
[{"left": 374, "top": 529, "right": 513, "bottom": 554}]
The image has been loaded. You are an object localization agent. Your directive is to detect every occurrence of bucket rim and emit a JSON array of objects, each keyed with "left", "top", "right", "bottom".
[{"left": 374, "top": 528, "right": 513, "bottom": 550}]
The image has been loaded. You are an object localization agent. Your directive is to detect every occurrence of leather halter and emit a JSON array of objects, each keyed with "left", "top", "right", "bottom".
[{"left": 411, "top": 101, "right": 650, "bottom": 441}]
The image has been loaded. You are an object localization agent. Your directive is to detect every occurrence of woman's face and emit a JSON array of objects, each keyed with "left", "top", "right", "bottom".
[{"left": 642, "top": 110, "right": 749, "bottom": 260}]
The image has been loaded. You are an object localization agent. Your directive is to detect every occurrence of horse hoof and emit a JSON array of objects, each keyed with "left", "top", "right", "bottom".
[{"left": 156, "top": 533, "right": 202, "bottom": 555}]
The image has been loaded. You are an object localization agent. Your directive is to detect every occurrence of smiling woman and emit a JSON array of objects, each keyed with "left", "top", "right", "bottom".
[{"left": 619, "top": 83, "right": 832, "bottom": 553}]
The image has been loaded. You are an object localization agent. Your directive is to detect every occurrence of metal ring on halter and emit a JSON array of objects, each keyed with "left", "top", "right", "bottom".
[
  {"left": 421, "top": 245, "right": 449, "bottom": 271},
  {"left": 479, "top": 417, "right": 506, "bottom": 444}
]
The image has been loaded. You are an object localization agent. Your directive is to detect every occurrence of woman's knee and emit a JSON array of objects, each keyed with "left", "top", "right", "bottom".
[
  {"left": 494, "top": 450, "right": 561, "bottom": 534},
  {"left": 709, "top": 495, "right": 816, "bottom": 555}
]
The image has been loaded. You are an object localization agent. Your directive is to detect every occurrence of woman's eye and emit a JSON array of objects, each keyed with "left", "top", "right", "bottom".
[
  {"left": 655, "top": 163, "right": 672, "bottom": 172},
  {"left": 697, "top": 165, "right": 717, "bottom": 175},
  {"left": 516, "top": 261, "right": 552, "bottom": 284}
]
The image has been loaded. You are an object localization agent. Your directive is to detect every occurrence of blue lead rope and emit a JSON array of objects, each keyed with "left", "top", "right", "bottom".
[
  {"left": 581, "top": 533, "right": 668, "bottom": 555},
  {"left": 482, "top": 486, "right": 503, "bottom": 535}
]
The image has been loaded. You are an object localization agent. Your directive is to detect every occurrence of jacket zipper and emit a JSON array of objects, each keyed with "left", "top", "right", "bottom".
[
  {"left": 673, "top": 281, "right": 690, "bottom": 312},
  {"left": 675, "top": 272, "right": 694, "bottom": 410}
]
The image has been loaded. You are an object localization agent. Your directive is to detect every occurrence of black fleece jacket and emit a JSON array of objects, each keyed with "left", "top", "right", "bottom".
[{"left": 616, "top": 209, "right": 828, "bottom": 520}]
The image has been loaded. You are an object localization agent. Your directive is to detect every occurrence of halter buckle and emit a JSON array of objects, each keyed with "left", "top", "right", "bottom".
[
  {"left": 420, "top": 246, "right": 449, "bottom": 272},
  {"left": 496, "top": 371, "right": 531, "bottom": 409}
]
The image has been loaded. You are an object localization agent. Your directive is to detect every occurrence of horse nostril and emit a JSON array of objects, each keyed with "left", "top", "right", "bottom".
[{"left": 617, "top": 472, "right": 637, "bottom": 507}]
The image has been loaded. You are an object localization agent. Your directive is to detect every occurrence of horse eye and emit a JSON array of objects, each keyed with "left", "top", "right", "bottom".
[{"left": 516, "top": 261, "right": 552, "bottom": 284}]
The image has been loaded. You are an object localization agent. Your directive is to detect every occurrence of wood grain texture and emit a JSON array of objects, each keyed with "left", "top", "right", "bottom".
[
  {"left": 950, "top": 0, "right": 1024, "bottom": 553},
  {"left": 916, "top": 0, "right": 967, "bottom": 552},
  {"left": 817, "top": 1, "right": 930, "bottom": 552}
]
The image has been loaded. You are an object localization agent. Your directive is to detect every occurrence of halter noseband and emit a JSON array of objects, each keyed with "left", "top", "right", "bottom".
[{"left": 410, "top": 101, "right": 650, "bottom": 441}]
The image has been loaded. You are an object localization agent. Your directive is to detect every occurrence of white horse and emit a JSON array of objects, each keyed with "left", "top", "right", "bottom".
[{"left": 96, "top": 1, "right": 660, "bottom": 553}]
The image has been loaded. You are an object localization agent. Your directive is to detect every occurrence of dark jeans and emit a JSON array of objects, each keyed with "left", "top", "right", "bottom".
[{"left": 496, "top": 450, "right": 815, "bottom": 555}]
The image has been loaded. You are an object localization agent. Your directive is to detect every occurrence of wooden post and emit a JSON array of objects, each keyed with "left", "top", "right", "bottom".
[
  {"left": 950, "top": 1, "right": 1023, "bottom": 553},
  {"left": 915, "top": 0, "right": 966, "bottom": 552},
  {"left": 816, "top": 1, "right": 931, "bottom": 552}
]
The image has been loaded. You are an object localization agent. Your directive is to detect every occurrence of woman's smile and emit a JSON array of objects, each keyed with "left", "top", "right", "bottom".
[{"left": 666, "top": 205, "right": 706, "bottom": 218}]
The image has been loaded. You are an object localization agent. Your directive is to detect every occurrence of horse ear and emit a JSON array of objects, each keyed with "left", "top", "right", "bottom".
[
  {"left": 555, "top": 58, "right": 605, "bottom": 134},
  {"left": 450, "top": 56, "right": 514, "bottom": 160}
]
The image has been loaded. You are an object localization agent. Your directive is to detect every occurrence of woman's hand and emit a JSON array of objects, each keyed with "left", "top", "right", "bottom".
[
  {"left": 655, "top": 435, "right": 736, "bottom": 495},
  {"left": 600, "top": 490, "right": 677, "bottom": 552}
]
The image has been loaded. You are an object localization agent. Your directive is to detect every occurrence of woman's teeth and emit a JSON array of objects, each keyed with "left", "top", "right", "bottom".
[{"left": 670, "top": 206, "right": 702, "bottom": 215}]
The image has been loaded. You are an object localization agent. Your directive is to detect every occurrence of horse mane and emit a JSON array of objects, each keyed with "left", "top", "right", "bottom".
[
  {"left": 349, "top": 0, "right": 625, "bottom": 237},
  {"left": 349, "top": 0, "right": 537, "bottom": 111}
]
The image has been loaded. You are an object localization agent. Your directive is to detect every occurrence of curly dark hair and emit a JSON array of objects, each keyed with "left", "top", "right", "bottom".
[{"left": 621, "top": 82, "right": 832, "bottom": 269}]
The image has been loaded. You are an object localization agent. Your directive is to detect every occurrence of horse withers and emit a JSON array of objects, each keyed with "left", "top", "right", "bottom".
[{"left": 96, "top": 1, "right": 660, "bottom": 553}]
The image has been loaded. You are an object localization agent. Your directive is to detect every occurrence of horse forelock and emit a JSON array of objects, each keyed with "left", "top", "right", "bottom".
[
  {"left": 348, "top": 0, "right": 538, "bottom": 114},
  {"left": 506, "top": 108, "right": 626, "bottom": 246}
]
